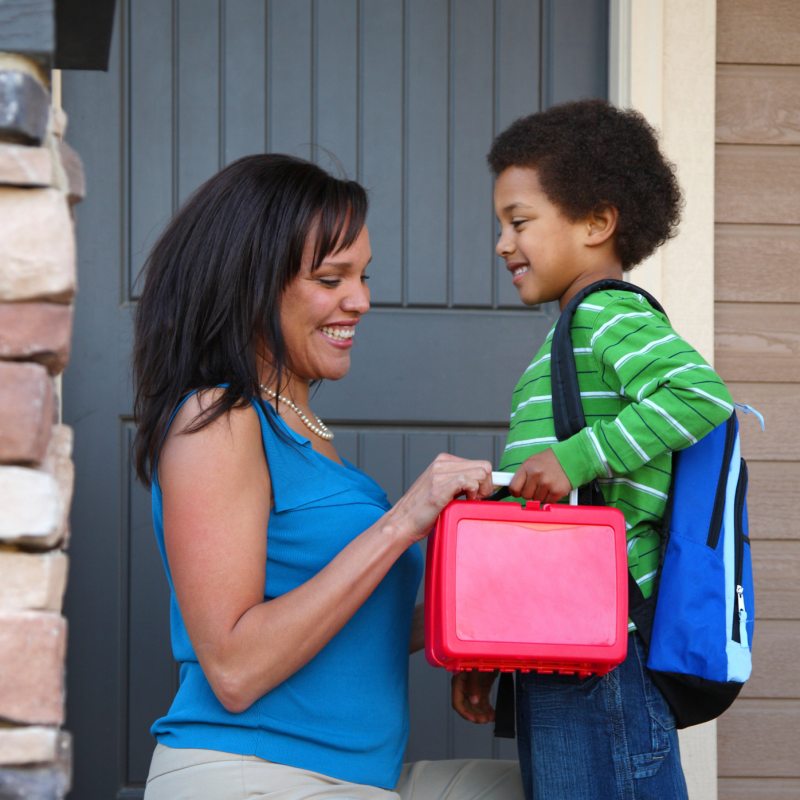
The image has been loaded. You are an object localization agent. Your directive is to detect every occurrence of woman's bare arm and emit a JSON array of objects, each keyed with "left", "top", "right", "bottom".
[{"left": 160, "top": 395, "right": 491, "bottom": 713}]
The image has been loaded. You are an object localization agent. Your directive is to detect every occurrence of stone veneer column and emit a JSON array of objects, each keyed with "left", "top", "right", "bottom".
[{"left": 0, "top": 51, "right": 84, "bottom": 800}]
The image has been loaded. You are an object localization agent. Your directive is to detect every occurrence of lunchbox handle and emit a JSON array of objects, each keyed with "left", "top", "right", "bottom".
[{"left": 487, "top": 471, "right": 579, "bottom": 506}]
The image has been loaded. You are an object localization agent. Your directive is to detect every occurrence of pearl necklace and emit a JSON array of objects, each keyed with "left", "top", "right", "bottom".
[{"left": 259, "top": 385, "right": 334, "bottom": 441}]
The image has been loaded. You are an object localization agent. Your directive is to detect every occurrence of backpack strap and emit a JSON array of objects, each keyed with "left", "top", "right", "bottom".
[
  {"left": 551, "top": 278, "right": 666, "bottom": 627},
  {"left": 494, "top": 279, "right": 666, "bottom": 739}
]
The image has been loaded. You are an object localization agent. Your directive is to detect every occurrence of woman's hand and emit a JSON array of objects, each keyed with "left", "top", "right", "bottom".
[
  {"left": 451, "top": 670, "right": 498, "bottom": 724},
  {"left": 509, "top": 448, "right": 572, "bottom": 503},
  {"left": 162, "top": 399, "right": 494, "bottom": 713},
  {"left": 384, "top": 454, "right": 494, "bottom": 545}
]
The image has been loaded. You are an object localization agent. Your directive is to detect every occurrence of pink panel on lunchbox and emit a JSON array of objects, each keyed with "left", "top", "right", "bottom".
[
  {"left": 454, "top": 519, "right": 619, "bottom": 646},
  {"left": 424, "top": 499, "right": 629, "bottom": 674}
]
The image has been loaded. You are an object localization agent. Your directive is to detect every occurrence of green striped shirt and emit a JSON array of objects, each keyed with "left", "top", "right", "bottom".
[{"left": 499, "top": 289, "right": 734, "bottom": 621}]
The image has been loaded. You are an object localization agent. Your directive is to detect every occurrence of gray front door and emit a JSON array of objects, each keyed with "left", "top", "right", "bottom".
[{"left": 63, "top": 1, "right": 608, "bottom": 796}]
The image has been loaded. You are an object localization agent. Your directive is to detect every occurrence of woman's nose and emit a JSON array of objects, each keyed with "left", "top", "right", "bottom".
[{"left": 342, "top": 281, "right": 370, "bottom": 314}]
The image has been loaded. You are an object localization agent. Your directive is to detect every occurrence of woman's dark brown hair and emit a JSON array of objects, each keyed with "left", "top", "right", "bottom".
[{"left": 133, "top": 154, "right": 367, "bottom": 484}]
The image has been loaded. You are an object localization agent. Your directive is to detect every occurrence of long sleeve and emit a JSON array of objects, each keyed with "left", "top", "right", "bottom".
[{"left": 551, "top": 295, "right": 734, "bottom": 490}]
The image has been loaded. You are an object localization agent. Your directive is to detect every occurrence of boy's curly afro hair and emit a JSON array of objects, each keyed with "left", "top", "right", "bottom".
[{"left": 487, "top": 100, "right": 682, "bottom": 270}]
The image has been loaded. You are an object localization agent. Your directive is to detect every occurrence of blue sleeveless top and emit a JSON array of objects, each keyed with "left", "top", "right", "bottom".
[{"left": 150, "top": 398, "right": 423, "bottom": 788}]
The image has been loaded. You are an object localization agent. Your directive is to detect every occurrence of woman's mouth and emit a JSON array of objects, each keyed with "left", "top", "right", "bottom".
[{"left": 320, "top": 325, "right": 356, "bottom": 346}]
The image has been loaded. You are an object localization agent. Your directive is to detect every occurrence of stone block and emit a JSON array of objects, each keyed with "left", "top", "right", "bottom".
[
  {"left": 0, "top": 612, "right": 66, "bottom": 725},
  {"left": 55, "top": 142, "right": 83, "bottom": 205},
  {"left": 0, "top": 302, "right": 72, "bottom": 374},
  {"left": 0, "top": 144, "right": 52, "bottom": 187},
  {"left": 0, "top": 467, "right": 62, "bottom": 546},
  {"left": 40, "top": 426, "right": 73, "bottom": 549},
  {"left": 48, "top": 108, "right": 66, "bottom": 140},
  {"left": 0, "top": 362, "right": 54, "bottom": 464},
  {"left": 0, "top": 763, "right": 70, "bottom": 800},
  {"left": 0, "top": 727, "right": 66, "bottom": 766},
  {"left": 0, "top": 188, "right": 75, "bottom": 302},
  {"left": 0, "top": 552, "right": 67, "bottom": 612},
  {"left": 0, "top": 71, "right": 49, "bottom": 146}
]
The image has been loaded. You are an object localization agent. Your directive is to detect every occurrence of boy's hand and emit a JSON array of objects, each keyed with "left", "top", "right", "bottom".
[
  {"left": 510, "top": 448, "right": 572, "bottom": 502},
  {"left": 451, "top": 670, "right": 497, "bottom": 724}
]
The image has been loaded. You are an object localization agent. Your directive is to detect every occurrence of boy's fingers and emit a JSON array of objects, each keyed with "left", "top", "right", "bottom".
[
  {"left": 509, "top": 468, "right": 530, "bottom": 497},
  {"left": 451, "top": 672, "right": 495, "bottom": 724}
]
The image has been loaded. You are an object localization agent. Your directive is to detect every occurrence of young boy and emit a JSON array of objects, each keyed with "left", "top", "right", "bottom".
[{"left": 451, "top": 100, "right": 734, "bottom": 799}]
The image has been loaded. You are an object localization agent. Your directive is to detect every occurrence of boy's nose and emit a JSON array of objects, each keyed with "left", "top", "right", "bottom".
[{"left": 496, "top": 231, "right": 515, "bottom": 258}]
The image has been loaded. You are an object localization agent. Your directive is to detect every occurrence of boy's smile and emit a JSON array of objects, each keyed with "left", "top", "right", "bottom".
[{"left": 494, "top": 166, "right": 621, "bottom": 308}]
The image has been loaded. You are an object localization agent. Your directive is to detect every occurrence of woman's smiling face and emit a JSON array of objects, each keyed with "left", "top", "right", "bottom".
[{"left": 278, "top": 225, "right": 372, "bottom": 386}]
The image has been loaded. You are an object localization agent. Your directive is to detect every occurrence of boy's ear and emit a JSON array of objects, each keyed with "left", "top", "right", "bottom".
[{"left": 584, "top": 204, "right": 618, "bottom": 246}]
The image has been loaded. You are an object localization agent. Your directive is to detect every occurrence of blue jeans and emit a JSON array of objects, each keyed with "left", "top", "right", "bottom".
[{"left": 515, "top": 633, "right": 688, "bottom": 800}]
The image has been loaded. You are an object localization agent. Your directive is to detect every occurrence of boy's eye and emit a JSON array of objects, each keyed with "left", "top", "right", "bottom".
[
  {"left": 361, "top": 274, "right": 370, "bottom": 284},
  {"left": 511, "top": 218, "right": 527, "bottom": 230}
]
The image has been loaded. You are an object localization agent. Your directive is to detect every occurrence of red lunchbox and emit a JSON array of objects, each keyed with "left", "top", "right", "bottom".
[{"left": 425, "top": 497, "right": 629, "bottom": 676}]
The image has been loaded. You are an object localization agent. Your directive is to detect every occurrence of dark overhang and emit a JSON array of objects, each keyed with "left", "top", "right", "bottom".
[{"left": 0, "top": 0, "right": 117, "bottom": 71}]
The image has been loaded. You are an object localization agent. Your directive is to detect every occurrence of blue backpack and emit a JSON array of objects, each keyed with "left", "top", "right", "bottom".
[{"left": 551, "top": 279, "right": 757, "bottom": 728}]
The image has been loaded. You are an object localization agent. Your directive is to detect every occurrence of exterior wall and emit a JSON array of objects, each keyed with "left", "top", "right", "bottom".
[
  {"left": 714, "top": 1, "right": 800, "bottom": 798},
  {"left": 614, "top": 1, "right": 719, "bottom": 796},
  {"left": 0, "top": 49, "right": 83, "bottom": 798},
  {"left": 618, "top": 1, "right": 800, "bottom": 797}
]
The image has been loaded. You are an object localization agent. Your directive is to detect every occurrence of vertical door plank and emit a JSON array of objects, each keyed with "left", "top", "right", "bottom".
[
  {"left": 126, "top": 428, "right": 175, "bottom": 784},
  {"left": 494, "top": 0, "right": 542, "bottom": 308},
  {"left": 129, "top": 0, "right": 174, "bottom": 298},
  {"left": 361, "top": 0, "right": 404, "bottom": 305},
  {"left": 359, "top": 431, "right": 404, "bottom": 504},
  {"left": 406, "top": 0, "right": 449, "bottom": 305},
  {"left": 451, "top": 0, "right": 495, "bottom": 308},
  {"left": 405, "top": 432, "right": 452, "bottom": 762},
  {"left": 314, "top": 0, "right": 358, "bottom": 176},
  {"left": 222, "top": 0, "right": 267, "bottom": 163},
  {"left": 176, "top": 0, "right": 220, "bottom": 204},
  {"left": 62, "top": 7, "right": 127, "bottom": 796},
  {"left": 543, "top": 0, "right": 608, "bottom": 106},
  {"left": 267, "top": 0, "right": 312, "bottom": 157}
]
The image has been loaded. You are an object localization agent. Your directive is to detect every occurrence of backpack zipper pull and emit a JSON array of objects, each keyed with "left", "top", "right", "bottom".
[{"left": 736, "top": 584, "right": 749, "bottom": 648}]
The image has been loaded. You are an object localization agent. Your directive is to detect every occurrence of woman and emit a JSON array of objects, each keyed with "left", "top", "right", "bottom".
[{"left": 134, "top": 154, "right": 522, "bottom": 799}]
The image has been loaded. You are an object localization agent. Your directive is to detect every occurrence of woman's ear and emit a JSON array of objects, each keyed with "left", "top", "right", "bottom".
[{"left": 585, "top": 205, "right": 619, "bottom": 246}]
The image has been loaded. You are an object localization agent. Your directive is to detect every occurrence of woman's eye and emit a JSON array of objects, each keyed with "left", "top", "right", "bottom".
[
  {"left": 361, "top": 274, "right": 371, "bottom": 284},
  {"left": 318, "top": 278, "right": 341, "bottom": 288},
  {"left": 511, "top": 219, "right": 526, "bottom": 230}
]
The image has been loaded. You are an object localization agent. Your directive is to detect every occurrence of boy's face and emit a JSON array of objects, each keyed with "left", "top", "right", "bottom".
[{"left": 494, "top": 166, "right": 591, "bottom": 308}]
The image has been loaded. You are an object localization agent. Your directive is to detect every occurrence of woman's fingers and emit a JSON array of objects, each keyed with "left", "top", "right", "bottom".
[{"left": 387, "top": 456, "right": 494, "bottom": 544}]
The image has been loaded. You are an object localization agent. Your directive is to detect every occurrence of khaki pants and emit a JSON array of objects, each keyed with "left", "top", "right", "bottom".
[{"left": 144, "top": 744, "right": 523, "bottom": 800}]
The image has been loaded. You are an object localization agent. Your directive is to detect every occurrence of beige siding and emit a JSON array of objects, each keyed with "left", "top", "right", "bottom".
[{"left": 715, "top": 2, "right": 800, "bottom": 795}]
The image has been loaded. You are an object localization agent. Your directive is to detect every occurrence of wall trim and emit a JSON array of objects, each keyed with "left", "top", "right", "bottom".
[
  {"left": 609, "top": 3, "right": 719, "bottom": 800},
  {"left": 609, "top": 0, "right": 717, "bottom": 363}
]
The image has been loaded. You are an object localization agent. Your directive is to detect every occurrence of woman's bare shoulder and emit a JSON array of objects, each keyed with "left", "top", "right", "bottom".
[{"left": 160, "top": 390, "right": 265, "bottom": 485}]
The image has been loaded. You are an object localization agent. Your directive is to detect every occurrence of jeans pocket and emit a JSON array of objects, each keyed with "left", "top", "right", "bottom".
[{"left": 629, "top": 636, "right": 677, "bottom": 779}]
